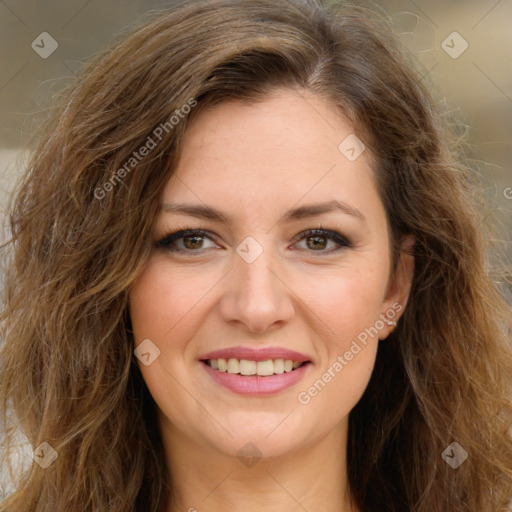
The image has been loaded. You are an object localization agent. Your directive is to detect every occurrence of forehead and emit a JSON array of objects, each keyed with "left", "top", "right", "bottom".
[{"left": 161, "top": 88, "right": 382, "bottom": 224}]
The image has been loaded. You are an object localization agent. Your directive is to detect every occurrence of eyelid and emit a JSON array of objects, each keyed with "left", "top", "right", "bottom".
[
  {"left": 291, "top": 228, "right": 353, "bottom": 251},
  {"left": 154, "top": 227, "right": 219, "bottom": 250},
  {"left": 154, "top": 226, "right": 353, "bottom": 254}
]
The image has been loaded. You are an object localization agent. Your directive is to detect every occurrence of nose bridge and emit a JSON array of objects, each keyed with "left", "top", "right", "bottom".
[
  {"left": 220, "top": 236, "right": 294, "bottom": 332},
  {"left": 239, "top": 251, "right": 279, "bottom": 298}
]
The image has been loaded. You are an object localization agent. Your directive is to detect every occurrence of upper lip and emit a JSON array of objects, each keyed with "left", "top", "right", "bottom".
[{"left": 199, "top": 346, "right": 311, "bottom": 363}]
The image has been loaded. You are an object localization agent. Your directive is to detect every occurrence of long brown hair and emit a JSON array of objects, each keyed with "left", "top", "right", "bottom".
[{"left": 1, "top": 1, "right": 511, "bottom": 511}]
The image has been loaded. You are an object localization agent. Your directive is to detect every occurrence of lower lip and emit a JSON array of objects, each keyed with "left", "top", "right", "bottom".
[{"left": 201, "top": 361, "right": 311, "bottom": 396}]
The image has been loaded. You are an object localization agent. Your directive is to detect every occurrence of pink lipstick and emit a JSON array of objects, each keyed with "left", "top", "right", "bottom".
[{"left": 199, "top": 346, "right": 312, "bottom": 396}]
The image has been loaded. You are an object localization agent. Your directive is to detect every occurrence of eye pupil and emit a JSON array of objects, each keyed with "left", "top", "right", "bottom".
[
  {"left": 307, "top": 236, "right": 327, "bottom": 250},
  {"left": 184, "top": 235, "right": 203, "bottom": 249}
]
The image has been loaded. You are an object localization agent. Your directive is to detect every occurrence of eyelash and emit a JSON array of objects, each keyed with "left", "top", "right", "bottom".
[{"left": 154, "top": 225, "right": 353, "bottom": 255}]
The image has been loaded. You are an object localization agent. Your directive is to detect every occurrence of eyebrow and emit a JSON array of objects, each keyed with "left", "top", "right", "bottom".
[{"left": 159, "top": 199, "right": 365, "bottom": 224}]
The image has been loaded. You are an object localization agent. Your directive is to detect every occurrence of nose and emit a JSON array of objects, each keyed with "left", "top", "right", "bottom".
[{"left": 219, "top": 247, "right": 295, "bottom": 333}]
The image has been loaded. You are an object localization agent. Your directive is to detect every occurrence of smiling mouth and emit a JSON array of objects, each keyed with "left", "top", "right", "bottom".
[{"left": 202, "top": 358, "right": 310, "bottom": 377}]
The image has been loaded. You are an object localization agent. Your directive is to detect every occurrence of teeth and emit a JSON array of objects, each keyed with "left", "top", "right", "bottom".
[
  {"left": 256, "top": 360, "right": 274, "bottom": 376},
  {"left": 207, "top": 358, "right": 305, "bottom": 376},
  {"left": 227, "top": 358, "right": 239, "bottom": 374},
  {"left": 239, "top": 359, "right": 256, "bottom": 375},
  {"left": 273, "top": 359, "right": 284, "bottom": 374}
]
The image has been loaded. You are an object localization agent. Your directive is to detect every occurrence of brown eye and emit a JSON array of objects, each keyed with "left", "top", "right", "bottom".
[
  {"left": 305, "top": 235, "right": 328, "bottom": 251},
  {"left": 155, "top": 229, "right": 217, "bottom": 253},
  {"left": 295, "top": 229, "right": 353, "bottom": 254},
  {"left": 182, "top": 235, "right": 204, "bottom": 250}
]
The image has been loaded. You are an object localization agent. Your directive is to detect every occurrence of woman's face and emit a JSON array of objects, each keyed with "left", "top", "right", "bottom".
[{"left": 129, "top": 88, "right": 413, "bottom": 459}]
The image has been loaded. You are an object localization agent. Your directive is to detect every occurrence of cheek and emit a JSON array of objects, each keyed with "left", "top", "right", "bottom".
[
  {"left": 128, "top": 257, "right": 211, "bottom": 429},
  {"left": 325, "top": 277, "right": 386, "bottom": 339},
  {"left": 292, "top": 263, "right": 387, "bottom": 407},
  {"left": 295, "top": 261, "right": 390, "bottom": 347},
  {"left": 294, "top": 280, "right": 382, "bottom": 426},
  {"left": 129, "top": 256, "right": 212, "bottom": 345}
]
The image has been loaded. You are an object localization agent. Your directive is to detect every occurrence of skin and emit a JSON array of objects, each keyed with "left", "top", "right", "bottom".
[{"left": 129, "top": 87, "right": 415, "bottom": 512}]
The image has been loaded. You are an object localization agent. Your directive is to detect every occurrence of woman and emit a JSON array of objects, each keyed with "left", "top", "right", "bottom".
[{"left": 1, "top": 0, "right": 511, "bottom": 511}]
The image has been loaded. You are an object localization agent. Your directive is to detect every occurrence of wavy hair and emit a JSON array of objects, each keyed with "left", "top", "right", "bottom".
[{"left": 1, "top": 0, "right": 511, "bottom": 511}]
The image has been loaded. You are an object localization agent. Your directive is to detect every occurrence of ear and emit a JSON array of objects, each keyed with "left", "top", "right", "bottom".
[{"left": 379, "top": 234, "right": 415, "bottom": 340}]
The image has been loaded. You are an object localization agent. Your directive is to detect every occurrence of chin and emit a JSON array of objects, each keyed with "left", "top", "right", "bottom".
[{"left": 198, "top": 412, "right": 314, "bottom": 460}]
